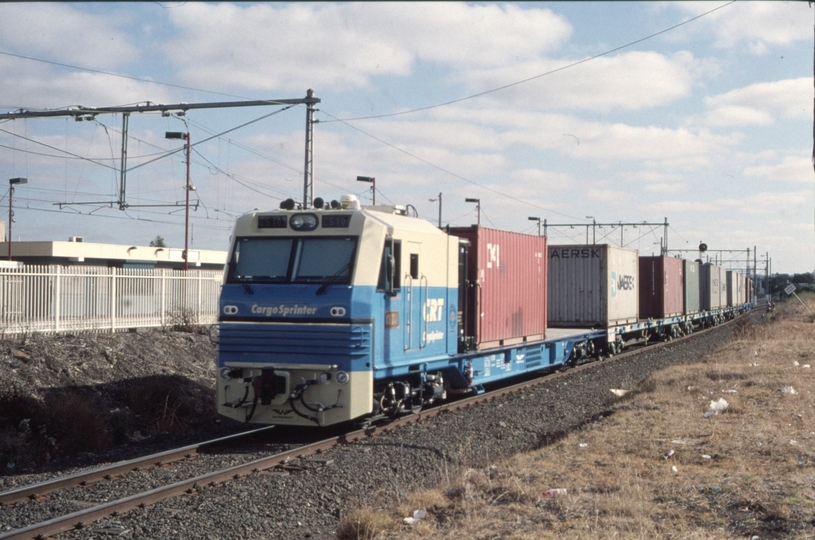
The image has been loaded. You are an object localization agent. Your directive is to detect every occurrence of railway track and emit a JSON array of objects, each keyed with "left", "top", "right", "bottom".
[{"left": 0, "top": 313, "right": 750, "bottom": 540}]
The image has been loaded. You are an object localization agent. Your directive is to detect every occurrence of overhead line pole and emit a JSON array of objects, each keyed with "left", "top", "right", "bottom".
[
  {"left": 303, "top": 89, "right": 318, "bottom": 209},
  {"left": 1, "top": 92, "right": 321, "bottom": 210},
  {"left": 119, "top": 113, "right": 129, "bottom": 210}
]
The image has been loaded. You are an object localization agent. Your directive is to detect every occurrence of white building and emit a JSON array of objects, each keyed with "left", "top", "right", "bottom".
[{"left": 0, "top": 235, "right": 227, "bottom": 271}]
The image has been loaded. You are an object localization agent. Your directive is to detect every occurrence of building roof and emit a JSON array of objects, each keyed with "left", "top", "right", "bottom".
[{"left": 0, "top": 239, "right": 227, "bottom": 270}]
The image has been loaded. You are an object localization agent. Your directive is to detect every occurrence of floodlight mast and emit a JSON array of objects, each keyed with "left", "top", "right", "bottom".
[{"left": 465, "top": 198, "right": 481, "bottom": 227}]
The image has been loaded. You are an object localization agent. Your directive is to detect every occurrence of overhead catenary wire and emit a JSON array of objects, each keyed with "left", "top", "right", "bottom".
[
  {"left": 126, "top": 104, "right": 297, "bottom": 174},
  {"left": 0, "top": 2, "right": 742, "bottom": 246},
  {"left": 320, "top": 1, "right": 737, "bottom": 124},
  {"left": 315, "top": 2, "right": 738, "bottom": 224},
  {"left": 322, "top": 111, "right": 582, "bottom": 221},
  {"left": 13, "top": 200, "right": 234, "bottom": 232},
  {"left": 0, "top": 127, "right": 118, "bottom": 171}
]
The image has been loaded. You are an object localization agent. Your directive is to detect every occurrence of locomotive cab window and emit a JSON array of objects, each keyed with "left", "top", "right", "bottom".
[
  {"left": 227, "top": 236, "right": 357, "bottom": 284},
  {"left": 229, "top": 238, "right": 292, "bottom": 282},
  {"left": 410, "top": 253, "right": 419, "bottom": 279},
  {"left": 378, "top": 239, "right": 401, "bottom": 294}
]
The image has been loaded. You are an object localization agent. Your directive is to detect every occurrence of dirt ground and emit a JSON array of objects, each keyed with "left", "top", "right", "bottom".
[
  {"left": 339, "top": 299, "right": 815, "bottom": 540},
  {"left": 0, "top": 328, "right": 228, "bottom": 473}
]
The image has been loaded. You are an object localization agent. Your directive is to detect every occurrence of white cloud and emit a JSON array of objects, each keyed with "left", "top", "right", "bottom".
[
  {"left": 705, "top": 106, "right": 772, "bottom": 127},
  {"left": 705, "top": 78, "right": 811, "bottom": 127},
  {"left": 389, "top": 3, "right": 572, "bottom": 66},
  {"left": 672, "top": 2, "right": 812, "bottom": 53},
  {"left": 508, "top": 168, "right": 573, "bottom": 193},
  {"left": 584, "top": 187, "right": 629, "bottom": 207},
  {"left": 423, "top": 106, "right": 736, "bottom": 171},
  {"left": 0, "top": 62, "right": 170, "bottom": 110},
  {"left": 0, "top": 4, "right": 141, "bottom": 68},
  {"left": 163, "top": 3, "right": 572, "bottom": 92},
  {"left": 460, "top": 50, "right": 700, "bottom": 112},
  {"left": 743, "top": 155, "right": 814, "bottom": 184}
]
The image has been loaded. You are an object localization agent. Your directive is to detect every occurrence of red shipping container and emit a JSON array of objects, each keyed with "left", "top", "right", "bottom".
[
  {"left": 449, "top": 227, "right": 547, "bottom": 350},
  {"left": 639, "top": 256, "right": 684, "bottom": 318}
]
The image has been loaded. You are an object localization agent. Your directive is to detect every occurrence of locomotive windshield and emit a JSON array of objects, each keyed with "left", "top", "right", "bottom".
[{"left": 227, "top": 236, "right": 357, "bottom": 284}]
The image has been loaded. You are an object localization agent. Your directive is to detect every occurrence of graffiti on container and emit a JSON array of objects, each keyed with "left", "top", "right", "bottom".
[{"left": 487, "top": 243, "right": 500, "bottom": 269}]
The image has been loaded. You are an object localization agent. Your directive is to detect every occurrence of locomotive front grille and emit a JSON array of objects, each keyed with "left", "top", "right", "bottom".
[{"left": 218, "top": 322, "right": 372, "bottom": 358}]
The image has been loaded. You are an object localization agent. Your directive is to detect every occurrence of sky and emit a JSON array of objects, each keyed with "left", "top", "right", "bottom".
[{"left": 0, "top": 1, "right": 812, "bottom": 275}]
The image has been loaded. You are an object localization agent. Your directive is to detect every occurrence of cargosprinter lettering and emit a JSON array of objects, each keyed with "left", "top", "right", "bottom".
[{"left": 251, "top": 304, "right": 318, "bottom": 316}]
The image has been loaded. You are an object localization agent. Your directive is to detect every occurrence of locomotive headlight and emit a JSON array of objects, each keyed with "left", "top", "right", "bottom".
[
  {"left": 290, "top": 213, "right": 318, "bottom": 231},
  {"left": 208, "top": 324, "right": 220, "bottom": 344},
  {"left": 335, "top": 371, "right": 350, "bottom": 385},
  {"left": 219, "top": 367, "right": 233, "bottom": 380}
]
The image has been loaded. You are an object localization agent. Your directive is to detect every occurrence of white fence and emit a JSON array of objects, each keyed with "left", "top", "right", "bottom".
[{"left": 0, "top": 265, "right": 223, "bottom": 336}]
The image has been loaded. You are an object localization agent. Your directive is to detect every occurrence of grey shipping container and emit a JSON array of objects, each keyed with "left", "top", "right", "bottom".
[
  {"left": 718, "top": 266, "right": 728, "bottom": 306},
  {"left": 726, "top": 271, "right": 738, "bottom": 307},
  {"left": 639, "top": 256, "right": 684, "bottom": 318},
  {"left": 684, "top": 259, "right": 700, "bottom": 314},
  {"left": 548, "top": 244, "right": 639, "bottom": 327},
  {"left": 700, "top": 263, "right": 724, "bottom": 310}
]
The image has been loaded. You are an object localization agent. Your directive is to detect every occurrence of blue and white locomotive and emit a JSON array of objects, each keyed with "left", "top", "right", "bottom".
[
  {"left": 214, "top": 194, "right": 463, "bottom": 426},
  {"left": 212, "top": 194, "right": 750, "bottom": 426}
]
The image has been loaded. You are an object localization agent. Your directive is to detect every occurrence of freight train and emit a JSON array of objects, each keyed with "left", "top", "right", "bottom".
[{"left": 211, "top": 194, "right": 751, "bottom": 426}]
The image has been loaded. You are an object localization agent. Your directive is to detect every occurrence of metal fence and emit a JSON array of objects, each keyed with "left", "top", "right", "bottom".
[{"left": 0, "top": 265, "right": 223, "bottom": 336}]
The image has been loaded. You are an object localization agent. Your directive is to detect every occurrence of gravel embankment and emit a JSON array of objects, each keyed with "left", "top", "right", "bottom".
[{"left": 1, "top": 324, "right": 735, "bottom": 540}]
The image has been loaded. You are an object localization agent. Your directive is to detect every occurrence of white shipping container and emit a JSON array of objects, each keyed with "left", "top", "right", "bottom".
[
  {"left": 726, "top": 271, "right": 739, "bottom": 307},
  {"left": 719, "top": 266, "right": 728, "bottom": 307},
  {"left": 547, "top": 244, "right": 639, "bottom": 327},
  {"left": 700, "top": 264, "right": 724, "bottom": 310}
]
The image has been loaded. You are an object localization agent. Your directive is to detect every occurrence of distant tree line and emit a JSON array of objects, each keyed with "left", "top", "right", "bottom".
[{"left": 769, "top": 273, "right": 815, "bottom": 295}]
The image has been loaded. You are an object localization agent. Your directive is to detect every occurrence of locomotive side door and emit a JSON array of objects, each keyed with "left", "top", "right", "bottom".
[
  {"left": 379, "top": 230, "right": 456, "bottom": 366},
  {"left": 380, "top": 237, "right": 407, "bottom": 361},
  {"left": 402, "top": 241, "right": 425, "bottom": 351},
  {"left": 380, "top": 238, "right": 426, "bottom": 358}
]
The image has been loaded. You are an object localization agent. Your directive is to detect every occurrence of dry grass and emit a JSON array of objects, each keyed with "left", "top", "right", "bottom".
[
  {"left": 163, "top": 307, "right": 200, "bottom": 333},
  {"left": 340, "top": 297, "right": 815, "bottom": 539}
]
